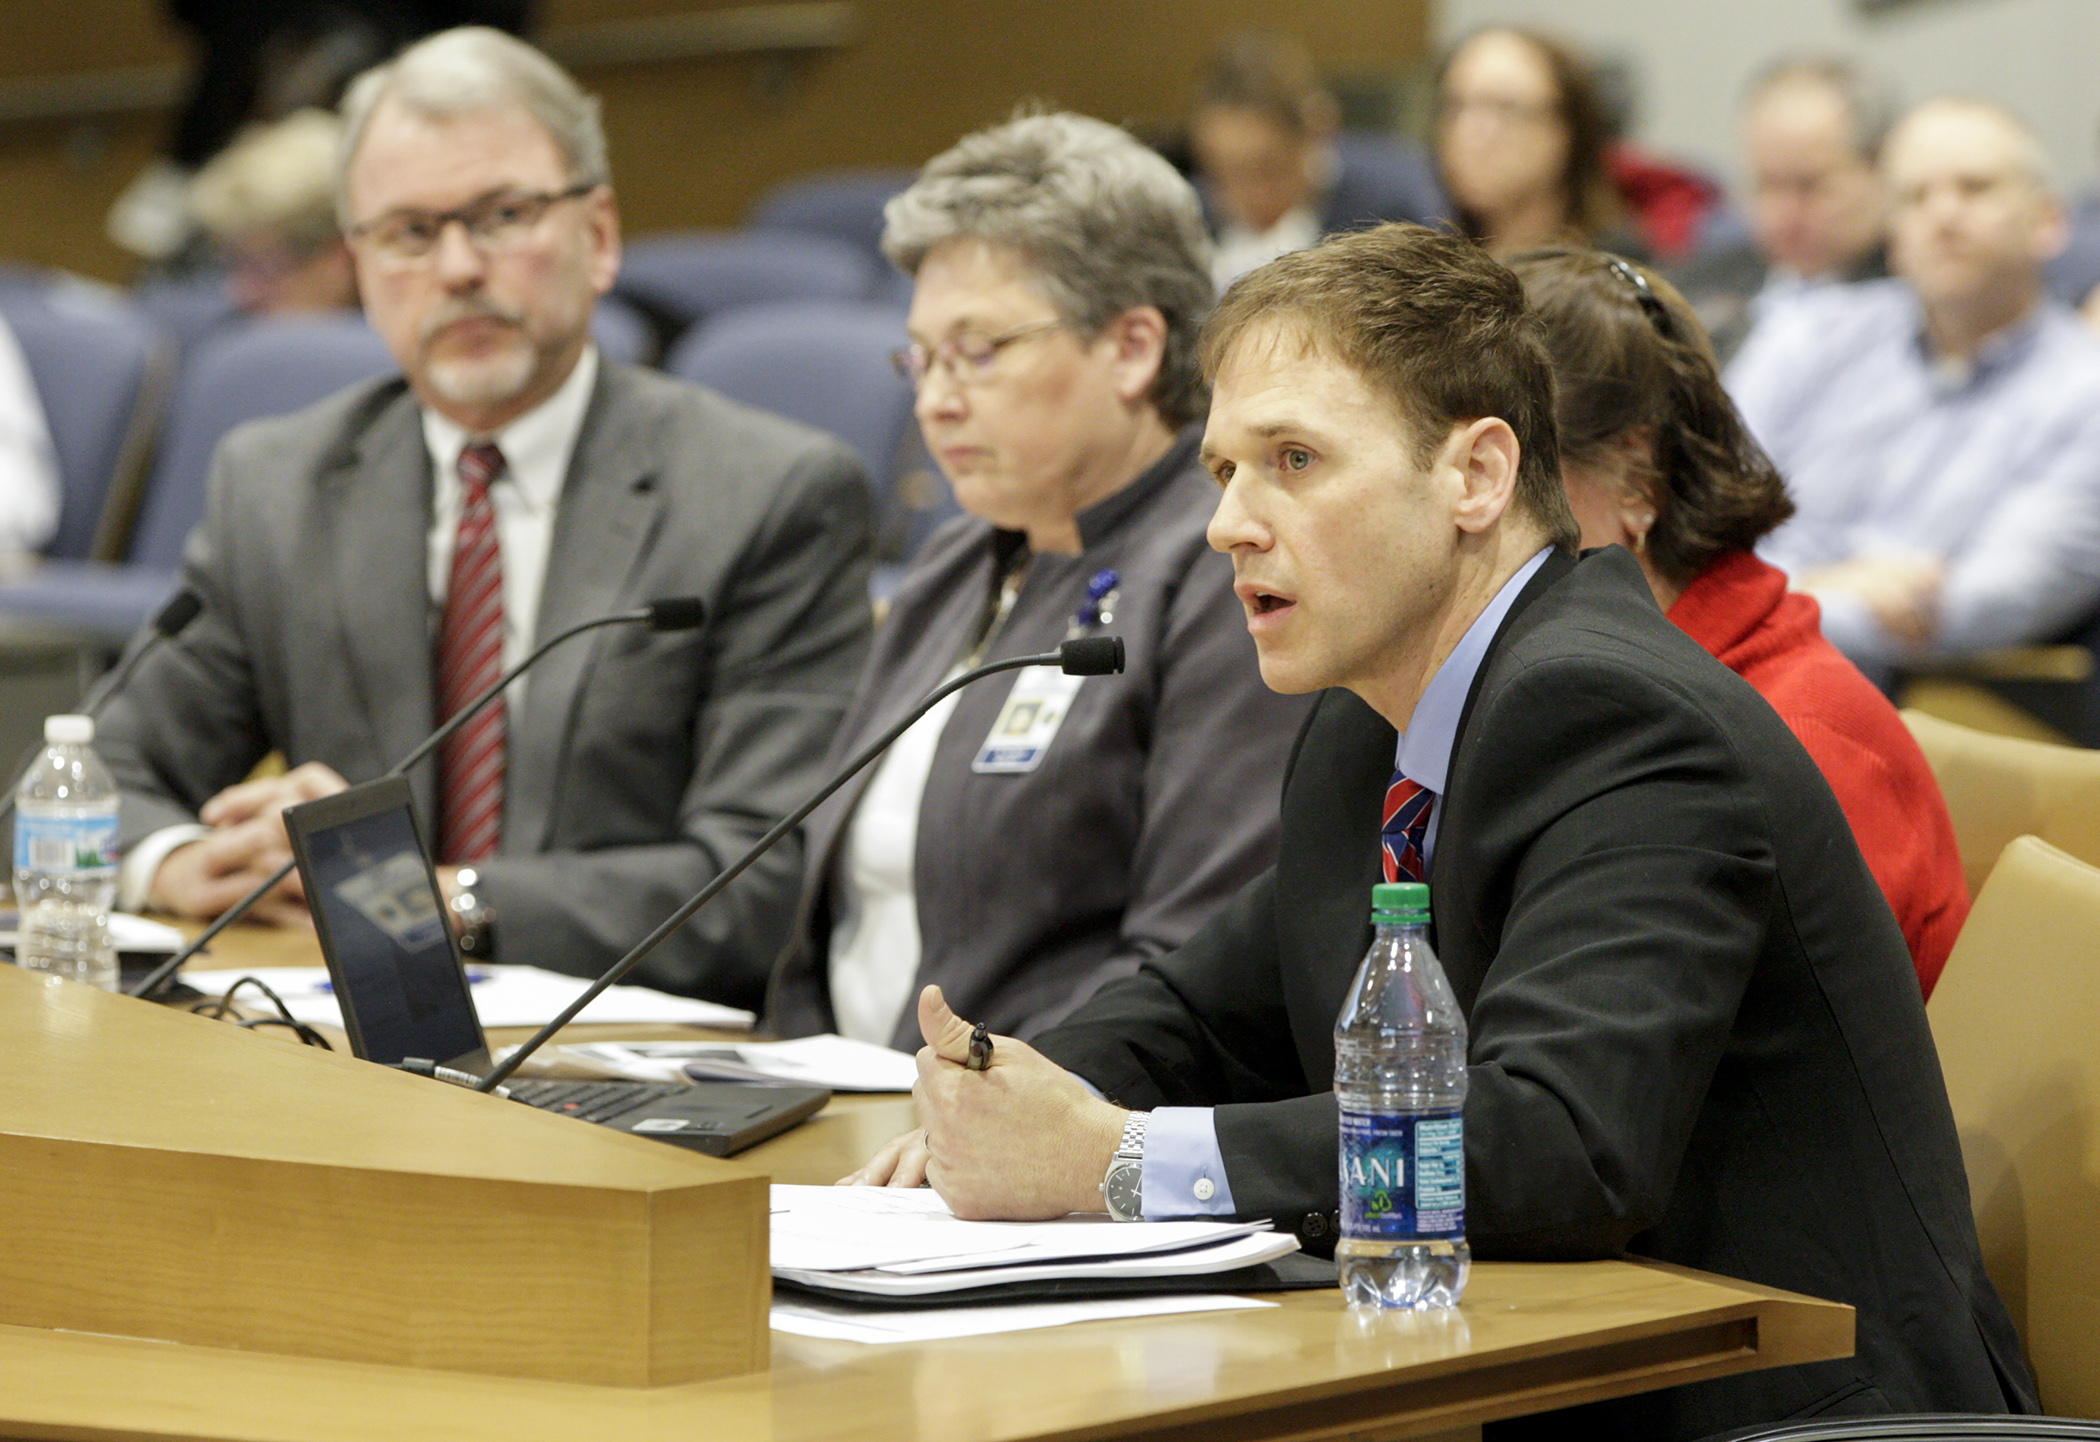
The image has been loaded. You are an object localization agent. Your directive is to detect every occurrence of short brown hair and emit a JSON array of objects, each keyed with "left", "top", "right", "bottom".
[
  {"left": 1195, "top": 32, "right": 1335, "bottom": 139},
  {"left": 1509, "top": 247, "right": 1793, "bottom": 586},
  {"left": 1200, "top": 223, "right": 1579, "bottom": 550}
]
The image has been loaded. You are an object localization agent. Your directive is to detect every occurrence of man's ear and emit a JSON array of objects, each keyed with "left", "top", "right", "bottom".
[{"left": 1446, "top": 416, "right": 1521, "bottom": 535}]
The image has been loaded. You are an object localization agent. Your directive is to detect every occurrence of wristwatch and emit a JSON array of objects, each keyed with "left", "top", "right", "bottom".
[
  {"left": 448, "top": 868, "right": 496, "bottom": 960},
  {"left": 1100, "top": 1111, "right": 1149, "bottom": 1222}
]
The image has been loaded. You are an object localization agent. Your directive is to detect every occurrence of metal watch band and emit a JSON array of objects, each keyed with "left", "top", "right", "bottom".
[{"left": 1116, "top": 1109, "right": 1149, "bottom": 1159}]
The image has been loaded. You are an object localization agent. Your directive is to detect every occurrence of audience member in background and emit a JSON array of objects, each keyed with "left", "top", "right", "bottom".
[
  {"left": 1513, "top": 247, "right": 1966, "bottom": 995},
  {"left": 764, "top": 113, "right": 1310, "bottom": 1051},
  {"left": 96, "top": 27, "right": 872, "bottom": 1008},
  {"left": 113, "top": 0, "right": 536, "bottom": 262},
  {"left": 1672, "top": 56, "right": 1896, "bottom": 365},
  {"left": 188, "top": 109, "right": 359, "bottom": 315},
  {"left": 1729, "top": 98, "right": 2100, "bottom": 685},
  {"left": 1435, "top": 26, "right": 1641, "bottom": 260},
  {"left": 1187, "top": 32, "right": 1443, "bottom": 289},
  {"left": 0, "top": 318, "right": 62, "bottom": 557}
]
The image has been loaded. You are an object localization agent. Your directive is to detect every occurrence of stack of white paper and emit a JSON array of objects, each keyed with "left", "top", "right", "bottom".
[
  {"left": 769, "top": 1184, "right": 1299, "bottom": 1298},
  {"left": 179, "top": 964, "right": 755, "bottom": 1030},
  {"left": 771, "top": 1292, "right": 1273, "bottom": 1344},
  {"left": 559, "top": 1035, "right": 917, "bottom": 1091}
]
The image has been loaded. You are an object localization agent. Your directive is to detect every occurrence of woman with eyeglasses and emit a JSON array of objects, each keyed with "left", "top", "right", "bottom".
[
  {"left": 1510, "top": 246, "right": 1968, "bottom": 996},
  {"left": 763, "top": 111, "right": 1310, "bottom": 1051},
  {"left": 1436, "top": 27, "right": 1640, "bottom": 260}
]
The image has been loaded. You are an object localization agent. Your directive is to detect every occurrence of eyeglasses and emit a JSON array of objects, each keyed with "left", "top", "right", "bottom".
[
  {"left": 346, "top": 181, "right": 600, "bottom": 262},
  {"left": 1604, "top": 254, "right": 1676, "bottom": 338},
  {"left": 1438, "top": 93, "right": 1557, "bottom": 128},
  {"left": 890, "top": 318, "right": 1064, "bottom": 389}
]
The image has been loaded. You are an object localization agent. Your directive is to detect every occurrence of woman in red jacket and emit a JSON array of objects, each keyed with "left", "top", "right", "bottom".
[{"left": 1512, "top": 246, "right": 1967, "bottom": 995}]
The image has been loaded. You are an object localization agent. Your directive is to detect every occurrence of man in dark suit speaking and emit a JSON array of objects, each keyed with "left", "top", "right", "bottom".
[
  {"left": 848, "top": 225, "right": 2032, "bottom": 1436},
  {"left": 98, "top": 27, "right": 872, "bottom": 1007}
]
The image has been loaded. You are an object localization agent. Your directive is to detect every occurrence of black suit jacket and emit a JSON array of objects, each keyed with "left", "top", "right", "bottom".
[{"left": 1037, "top": 547, "right": 2033, "bottom": 1438}]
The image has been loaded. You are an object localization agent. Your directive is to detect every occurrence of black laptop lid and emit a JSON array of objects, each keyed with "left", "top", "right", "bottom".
[{"left": 283, "top": 776, "right": 490, "bottom": 1073}]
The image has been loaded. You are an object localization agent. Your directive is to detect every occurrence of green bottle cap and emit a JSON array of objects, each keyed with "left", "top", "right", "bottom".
[{"left": 1372, "top": 881, "right": 1430, "bottom": 919}]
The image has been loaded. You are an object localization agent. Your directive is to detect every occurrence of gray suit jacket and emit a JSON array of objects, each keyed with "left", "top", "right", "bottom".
[{"left": 97, "top": 361, "right": 873, "bottom": 1009}]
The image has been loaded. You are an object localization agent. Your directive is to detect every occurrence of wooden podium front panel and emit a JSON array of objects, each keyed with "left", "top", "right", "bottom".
[{"left": 0, "top": 965, "right": 768, "bottom": 1387}]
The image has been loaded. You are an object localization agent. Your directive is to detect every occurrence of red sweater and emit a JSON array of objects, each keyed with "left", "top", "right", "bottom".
[{"left": 1668, "top": 551, "right": 1967, "bottom": 996}]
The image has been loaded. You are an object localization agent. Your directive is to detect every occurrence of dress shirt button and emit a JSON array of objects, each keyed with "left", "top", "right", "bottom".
[
  {"left": 1193, "top": 1177, "right": 1216, "bottom": 1202},
  {"left": 1301, "top": 1212, "right": 1329, "bottom": 1238}
]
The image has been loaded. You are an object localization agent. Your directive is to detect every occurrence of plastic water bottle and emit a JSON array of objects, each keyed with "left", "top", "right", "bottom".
[
  {"left": 1333, "top": 881, "right": 1470, "bottom": 1310},
  {"left": 13, "top": 714, "right": 120, "bottom": 991}
]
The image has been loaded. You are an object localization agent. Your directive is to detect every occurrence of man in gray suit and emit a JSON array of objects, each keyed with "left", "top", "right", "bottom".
[{"left": 98, "top": 27, "right": 872, "bottom": 1008}]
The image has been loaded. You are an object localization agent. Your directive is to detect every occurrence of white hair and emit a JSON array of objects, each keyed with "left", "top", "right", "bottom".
[{"left": 335, "top": 26, "right": 607, "bottom": 221}]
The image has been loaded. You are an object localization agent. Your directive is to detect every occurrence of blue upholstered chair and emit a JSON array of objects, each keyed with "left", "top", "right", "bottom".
[
  {"left": 614, "top": 230, "right": 877, "bottom": 337},
  {"left": 663, "top": 300, "right": 951, "bottom": 575}
]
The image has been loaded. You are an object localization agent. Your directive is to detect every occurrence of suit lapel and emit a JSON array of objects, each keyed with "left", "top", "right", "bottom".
[
  {"left": 510, "top": 366, "right": 665, "bottom": 851},
  {"left": 327, "top": 389, "right": 439, "bottom": 821}
]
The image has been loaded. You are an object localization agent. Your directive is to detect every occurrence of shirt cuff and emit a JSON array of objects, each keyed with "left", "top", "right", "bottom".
[
  {"left": 118, "top": 823, "right": 211, "bottom": 912},
  {"left": 1140, "top": 1106, "right": 1237, "bottom": 1219}
]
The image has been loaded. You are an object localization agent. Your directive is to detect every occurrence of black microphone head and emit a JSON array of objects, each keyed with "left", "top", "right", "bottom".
[
  {"left": 153, "top": 589, "right": 204, "bottom": 638},
  {"left": 644, "top": 597, "right": 708, "bottom": 632},
  {"left": 1059, "top": 636, "right": 1125, "bottom": 676}
]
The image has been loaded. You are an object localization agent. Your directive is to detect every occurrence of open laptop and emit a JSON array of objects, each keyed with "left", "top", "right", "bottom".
[{"left": 282, "top": 776, "right": 828, "bottom": 1157}]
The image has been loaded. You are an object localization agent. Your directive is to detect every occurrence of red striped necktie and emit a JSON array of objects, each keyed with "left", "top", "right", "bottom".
[
  {"left": 1381, "top": 771, "right": 1434, "bottom": 884},
  {"left": 436, "top": 441, "right": 507, "bottom": 865}
]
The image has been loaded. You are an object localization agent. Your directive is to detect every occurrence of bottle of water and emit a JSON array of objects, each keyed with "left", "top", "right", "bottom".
[
  {"left": 1334, "top": 881, "right": 1469, "bottom": 1310},
  {"left": 13, "top": 714, "right": 120, "bottom": 991}
]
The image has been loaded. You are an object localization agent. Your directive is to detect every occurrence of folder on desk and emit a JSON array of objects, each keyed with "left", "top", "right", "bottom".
[{"left": 768, "top": 1184, "right": 1334, "bottom": 1306}]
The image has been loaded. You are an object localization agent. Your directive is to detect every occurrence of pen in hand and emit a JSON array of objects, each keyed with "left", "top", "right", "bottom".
[{"left": 966, "top": 1020, "right": 993, "bottom": 1071}]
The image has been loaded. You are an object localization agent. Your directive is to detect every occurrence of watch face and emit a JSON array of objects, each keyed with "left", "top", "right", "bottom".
[{"left": 1104, "top": 1160, "right": 1142, "bottom": 1221}]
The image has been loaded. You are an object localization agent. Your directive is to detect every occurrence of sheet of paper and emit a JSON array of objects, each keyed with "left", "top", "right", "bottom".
[
  {"left": 770, "top": 1184, "right": 1274, "bottom": 1274},
  {"left": 770, "top": 1292, "right": 1272, "bottom": 1344},
  {"left": 776, "top": 1227, "right": 1301, "bottom": 1297},
  {"left": 0, "top": 912, "right": 185, "bottom": 953},
  {"left": 178, "top": 965, "right": 755, "bottom": 1030},
  {"left": 561, "top": 1034, "right": 916, "bottom": 1091}
]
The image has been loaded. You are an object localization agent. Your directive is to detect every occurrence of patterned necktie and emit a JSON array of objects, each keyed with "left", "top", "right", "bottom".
[
  {"left": 1381, "top": 771, "right": 1434, "bottom": 883},
  {"left": 436, "top": 441, "right": 506, "bottom": 864}
]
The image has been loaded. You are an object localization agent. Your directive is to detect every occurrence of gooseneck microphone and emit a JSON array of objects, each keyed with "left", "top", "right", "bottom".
[
  {"left": 128, "top": 597, "right": 708, "bottom": 1000},
  {"left": 476, "top": 635, "right": 1126, "bottom": 1092},
  {"left": 0, "top": 588, "right": 205, "bottom": 836}
]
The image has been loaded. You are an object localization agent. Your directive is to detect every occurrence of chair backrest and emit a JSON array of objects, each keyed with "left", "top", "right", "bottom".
[
  {"left": 128, "top": 315, "right": 397, "bottom": 568},
  {"left": 614, "top": 230, "right": 876, "bottom": 333},
  {"left": 746, "top": 167, "right": 917, "bottom": 259},
  {"left": 1901, "top": 709, "right": 2100, "bottom": 896},
  {"left": 1929, "top": 835, "right": 2100, "bottom": 1417},
  {"left": 0, "top": 278, "right": 168, "bottom": 562},
  {"left": 664, "top": 302, "right": 926, "bottom": 556}
]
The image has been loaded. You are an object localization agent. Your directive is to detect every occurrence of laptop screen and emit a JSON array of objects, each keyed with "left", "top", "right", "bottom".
[{"left": 286, "top": 778, "right": 485, "bottom": 1070}]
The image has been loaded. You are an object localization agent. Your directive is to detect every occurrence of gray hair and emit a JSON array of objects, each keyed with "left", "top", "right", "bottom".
[
  {"left": 1744, "top": 54, "right": 1902, "bottom": 165},
  {"left": 883, "top": 111, "right": 1215, "bottom": 428},
  {"left": 336, "top": 26, "right": 608, "bottom": 222}
]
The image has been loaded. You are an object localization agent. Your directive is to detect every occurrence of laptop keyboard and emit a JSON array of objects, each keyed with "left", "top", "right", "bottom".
[{"left": 504, "top": 1078, "right": 693, "bottom": 1125}]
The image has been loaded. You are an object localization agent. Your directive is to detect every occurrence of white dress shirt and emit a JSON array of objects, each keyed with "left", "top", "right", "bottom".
[
  {"left": 118, "top": 347, "right": 601, "bottom": 908},
  {"left": 0, "top": 313, "right": 61, "bottom": 555}
]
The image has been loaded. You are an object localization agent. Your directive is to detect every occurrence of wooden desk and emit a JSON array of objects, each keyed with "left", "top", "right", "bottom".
[{"left": 0, "top": 927, "right": 1853, "bottom": 1442}]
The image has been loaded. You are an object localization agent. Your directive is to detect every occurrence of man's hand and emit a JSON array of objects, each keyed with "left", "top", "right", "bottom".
[
  {"left": 1802, "top": 555, "right": 1944, "bottom": 645},
  {"left": 196, "top": 762, "right": 349, "bottom": 829},
  {"left": 150, "top": 762, "right": 349, "bottom": 925},
  {"left": 842, "top": 984, "right": 1128, "bottom": 1221}
]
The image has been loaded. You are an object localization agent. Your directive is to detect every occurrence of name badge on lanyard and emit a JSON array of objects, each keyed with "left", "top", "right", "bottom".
[{"left": 973, "top": 666, "right": 1086, "bottom": 773}]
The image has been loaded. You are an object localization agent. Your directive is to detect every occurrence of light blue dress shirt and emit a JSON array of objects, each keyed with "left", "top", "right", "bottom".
[
  {"left": 1139, "top": 547, "right": 1552, "bottom": 1220},
  {"left": 1728, "top": 280, "right": 2100, "bottom": 682}
]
